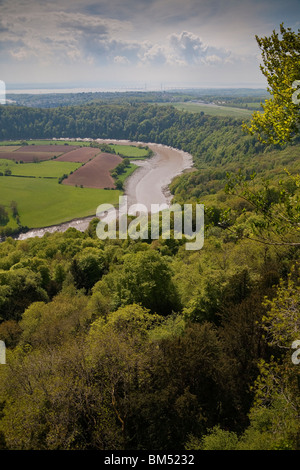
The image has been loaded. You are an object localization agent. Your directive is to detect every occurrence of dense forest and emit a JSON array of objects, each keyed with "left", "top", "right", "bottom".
[
  {"left": 0, "top": 95, "right": 299, "bottom": 450},
  {"left": 0, "top": 100, "right": 266, "bottom": 145}
]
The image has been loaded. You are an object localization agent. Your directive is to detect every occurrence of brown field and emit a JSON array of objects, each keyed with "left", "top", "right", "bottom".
[
  {"left": 0, "top": 146, "right": 21, "bottom": 152},
  {"left": 63, "top": 153, "right": 123, "bottom": 188},
  {"left": 0, "top": 151, "right": 59, "bottom": 162},
  {"left": 14, "top": 145, "right": 78, "bottom": 153},
  {"left": 0, "top": 144, "right": 78, "bottom": 162},
  {"left": 56, "top": 147, "right": 102, "bottom": 163}
]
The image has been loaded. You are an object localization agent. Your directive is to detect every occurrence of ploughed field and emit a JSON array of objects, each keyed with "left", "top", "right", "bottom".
[
  {"left": 62, "top": 153, "right": 123, "bottom": 189},
  {"left": 0, "top": 150, "right": 59, "bottom": 162},
  {"left": 0, "top": 144, "right": 78, "bottom": 162},
  {"left": 56, "top": 147, "right": 104, "bottom": 163}
]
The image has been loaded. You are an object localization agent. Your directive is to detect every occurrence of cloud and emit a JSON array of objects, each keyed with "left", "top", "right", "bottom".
[
  {"left": 141, "top": 44, "right": 168, "bottom": 66},
  {"left": 0, "top": 10, "right": 240, "bottom": 70},
  {"left": 0, "top": 0, "right": 272, "bottom": 86},
  {"left": 136, "top": 31, "right": 235, "bottom": 68},
  {"left": 82, "top": 0, "right": 157, "bottom": 22},
  {"left": 168, "top": 31, "right": 232, "bottom": 66},
  {"left": 113, "top": 55, "right": 130, "bottom": 65},
  {"left": 0, "top": 7, "right": 133, "bottom": 65}
]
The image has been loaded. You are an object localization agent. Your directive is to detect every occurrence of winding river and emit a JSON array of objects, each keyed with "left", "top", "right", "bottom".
[{"left": 16, "top": 140, "right": 194, "bottom": 241}]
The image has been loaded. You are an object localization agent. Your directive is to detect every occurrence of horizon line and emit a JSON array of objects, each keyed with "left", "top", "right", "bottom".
[{"left": 6, "top": 83, "right": 268, "bottom": 95}]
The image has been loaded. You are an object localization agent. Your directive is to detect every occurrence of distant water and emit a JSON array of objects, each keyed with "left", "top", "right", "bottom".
[
  {"left": 7, "top": 84, "right": 173, "bottom": 94},
  {"left": 8, "top": 87, "right": 147, "bottom": 94}
]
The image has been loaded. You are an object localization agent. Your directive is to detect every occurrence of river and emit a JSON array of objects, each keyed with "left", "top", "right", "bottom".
[{"left": 16, "top": 139, "right": 194, "bottom": 241}]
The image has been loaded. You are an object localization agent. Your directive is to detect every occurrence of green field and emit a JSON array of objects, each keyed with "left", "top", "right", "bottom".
[
  {"left": 0, "top": 160, "right": 81, "bottom": 178},
  {"left": 117, "top": 163, "right": 139, "bottom": 185},
  {"left": 0, "top": 176, "right": 121, "bottom": 228},
  {"left": 243, "top": 101, "right": 264, "bottom": 110},
  {"left": 160, "top": 102, "right": 254, "bottom": 118},
  {"left": 109, "top": 144, "right": 149, "bottom": 158}
]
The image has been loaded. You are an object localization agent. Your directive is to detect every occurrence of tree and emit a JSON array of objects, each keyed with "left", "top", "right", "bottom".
[
  {"left": 260, "top": 265, "right": 300, "bottom": 350},
  {"left": 222, "top": 28, "right": 300, "bottom": 248},
  {"left": 125, "top": 322, "right": 240, "bottom": 450},
  {"left": 186, "top": 425, "right": 239, "bottom": 450},
  {"left": 0, "top": 338, "right": 121, "bottom": 450},
  {"left": 115, "top": 179, "right": 123, "bottom": 190},
  {"left": 237, "top": 265, "right": 300, "bottom": 450},
  {"left": 243, "top": 24, "right": 300, "bottom": 145},
  {"left": 19, "top": 289, "right": 91, "bottom": 348},
  {"left": 90, "top": 304, "right": 162, "bottom": 343},
  {"left": 0, "top": 320, "right": 22, "bottom": 348},
  {"left": 224, "top": 170, "right": 300, "bottom": 246},
  {"left": 99, "top": 250, "right": 181, "bottom": 315},
  {"left": 0, "top": 206, "right": 9, "bottom": 226},
  {"left": 10, "top": 201, "right": 18, "bottom": 219},
  {"left": 0, "top": 268, "right": 49, "bottom": 322},
  {"left": 70, "top": 247, "right": 106, "bottom": 291}
]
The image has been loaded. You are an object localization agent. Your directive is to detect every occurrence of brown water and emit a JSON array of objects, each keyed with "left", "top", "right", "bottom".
[
  {"left": 125, "top": 142, "right": 193, "bottom": 209},
  {"left": 17, "top": 140, "right": 194, "bottom": 240}
]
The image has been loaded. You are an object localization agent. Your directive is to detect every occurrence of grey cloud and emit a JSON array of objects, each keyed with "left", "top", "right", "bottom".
[
  {"left": 0, "top": 8, "right": 130, "bottom": 64},
  {"left": 168, "top": 31, "right": 231, "bottom": 65},
  {"left": 0, "top": 1, "right": 243, "bottom": 71},
  {"left": 0, "top": 38, "right": 25, "bottom": 59},
  {"left": 141, "top": 44, "right": 168, "bottom": 65},
  {"left": 86, "top": 38, "right": 146, "bottom": 65},
  {"left": 0, "top": 23, "right": 9, "bottom": 33},
  {"left": 59, "top": 22, "right": 108, "bottom": 38},
  {"left": 82, "top": 0, "right": 155, "bottom": 22},
  {"left": 169, "top": 31, "right": 207, "bottom": 64},
  {"left": 81, "top": 0, "right": 229, "bottom": 27}
]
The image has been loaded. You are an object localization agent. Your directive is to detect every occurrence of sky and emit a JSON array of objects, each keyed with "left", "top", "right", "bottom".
[{"left": 0, "top": 0, "right": 300, "bottom": 91}]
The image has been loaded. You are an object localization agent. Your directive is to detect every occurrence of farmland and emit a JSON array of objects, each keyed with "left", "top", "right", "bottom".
[
  {"left": 0, "top": 143, "right": 78, "bottom": 162},
  {"left": 108, "top": 144, "right": 150, "bottom": 158},
  {"left": 0, "top": 176, "right": 121, "bottom": 228},
  {"left": 0, "top": 146, "right": 22, "bottom": 152},
  {"left": 63, "top": 153, "right": 123, "bottom": 189},
  {"left": 0, "top": 150, "right": 59, "bottom": 162},
  {"left": 14, "top": 145, "right": 77, "bottom": 153},
  {"left": 159, "top": 101, "right": 255, "bottom": 118},
  {"left": 0, "top": 140, "right": 149, "bottom": 233},
  {"left": 0, "top": 159, "right": 81, "bottom": 178},
  {"left": 56, "top": 147, "right": 103, "bottom": 163}
]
